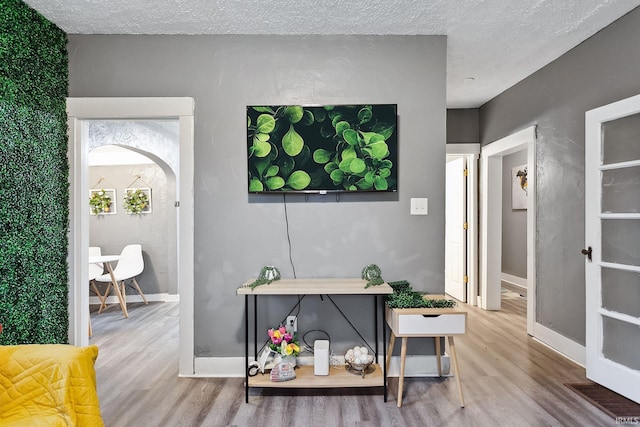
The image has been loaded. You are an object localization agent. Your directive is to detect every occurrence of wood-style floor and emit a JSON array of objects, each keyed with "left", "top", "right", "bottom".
[{"left": 89, "top": 294, "right": 614, "bottom": 426}]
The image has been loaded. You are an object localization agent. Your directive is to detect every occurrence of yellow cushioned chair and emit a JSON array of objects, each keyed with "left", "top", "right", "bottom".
[{"left": 0, "top": 344, "right": 104, "bottom": 426}]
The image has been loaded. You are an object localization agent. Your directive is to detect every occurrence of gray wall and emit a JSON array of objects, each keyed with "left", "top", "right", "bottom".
[
  {"left": 480, "top": 7, "right": 640, "bottom": 345},
  {"left": 447, "top": 109, "right": 479, "bottom": 143},
  {"left": 501, "top": 150, "right": 527, "bottom": 279},
  {"left": 69, "top": 35, "right": 447, "bottom": 357},
  {"left": 89, "top": 163, "right": 178, "bottom": 295}
]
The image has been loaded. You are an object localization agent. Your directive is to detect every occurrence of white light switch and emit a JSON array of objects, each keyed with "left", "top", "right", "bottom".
[{"left": 410, "top": 198, "right": 428, "bottom": 215}]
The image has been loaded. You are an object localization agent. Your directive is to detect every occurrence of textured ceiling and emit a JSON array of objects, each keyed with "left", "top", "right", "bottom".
[{"left": 24, "top": 0, "right": 640, "bottom": 108}]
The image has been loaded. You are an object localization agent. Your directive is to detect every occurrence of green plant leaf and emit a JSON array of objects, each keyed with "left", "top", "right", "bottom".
[
  {"left": 343, "top": 129, "right": 359, "bottom": 146},
  {"left": 381, "top": 159, "right": 393, "bottom": 169},
  {"left": 331, "top": 114, "right": 343, "bottom": 128},
  {"left": 248, "top": 116, "right": 251, "bottom": 127},
  {"left": 279, "top": 157, "right": 295, "bottom": 177},
  {"left": 265, "top": 176, "right": 285, "bottom": 190},
  {"left": 324, "top": 162, "right": 339, "bottom": 174},
  {"left": 339, "top": 158, "right": 353, "bottom": 173},
  {"left": 256, "top": 114, "right": 276, "bottom": 134},
  {"left": 365, "top": 171, "right": 376, "bottom": 184},
  {"left": 252, "top": 138, "right": 272, "bottom": 158},
  {"left": 369, "top": 134, "right": 386, "bottom": 144},
  {"left": 361, "top": 132, "right": 385, "bottom": 145},
  {"left": 282, "top": 125, "right": 304, "bottom": 156},
  {"left": 335, "top": 121, "right": 350, "bottom": 135},
  {"left": 252, "top": 106, "right": 275, "bottom": 114},
  {"left": 363, "top": 141, "right": 389, "bottom": 160},
  {"left": 313, "top": 109, "right": 327, "bottom": 122},
  {"left": 330, "top": 169, "right": 344, "bottom": 183},
  {"left": 254, "top": 157, "right": 270, "bottom": 177},
  {"left": 295, "top": 145, "right": 311, "bottom": 166},
  {"left": 313, "top": 148, "right": 332, "bottom": 164},
  {"left": 374, "top": 176, "right": 388, "bottom": 190},
  {"left": 341, "top": 146, "right": 356, "bottom": 160},
  {"left": 349, "top": 158, "right": 366, "bottom": 174},
  {"left": 287, "top": 170, "right": 311, "bottom": 190},
  {"left": 302, "top": 110, "right": 314, "bottom": 125},
  {"left": 255, "top": 133, "right": 270, "bottom": 142},
  {"left": 320, "top": 123, "right": 335, "bottom": 138},
  {"left": 284, "top": 106, "right": 304, "bottom": 124},
  {"left": 379, "top": 167, "right": 391, "bottom": 178},
  {"left": 358, "top": 107, "right": 372, "bottom": 124},
  {"left": 356, "top": 178, "right": 373, "bottom": 190},
  {"left": 372, "top": 122, "right": 395, "bottom": 140},
  {"left": 249, "top": 179, "right": 264, "bottom": 192},
  {"left": 265, "top": 165, "right": 279, "bottom": 177}
]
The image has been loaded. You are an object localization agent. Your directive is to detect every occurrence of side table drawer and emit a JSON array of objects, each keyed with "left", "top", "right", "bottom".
[
  {"left": 385, "top": 304, "right": 467, "bottom": 336},
  {"left": 396, "top": 313, "right": 466, "bottom": 335}
]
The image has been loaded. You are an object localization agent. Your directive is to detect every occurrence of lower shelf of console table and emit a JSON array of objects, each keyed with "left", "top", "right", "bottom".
[{"left": 248, "top": 364, "right": 384, "bottom": 388}]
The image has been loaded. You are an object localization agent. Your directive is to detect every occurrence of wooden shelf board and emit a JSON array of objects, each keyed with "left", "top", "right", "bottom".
[
  {"left": 237, "top": 278, "right": 393, "bottom": 295},
  {"left": 248, "top": 364, "right": 384, "bottom": 388}
]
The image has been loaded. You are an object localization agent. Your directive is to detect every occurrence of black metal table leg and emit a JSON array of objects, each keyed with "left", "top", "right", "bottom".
[
  {"left": 381, "top": 295, "right": 387, "bottom": 402},
  {"left": 244, "top": 295, "right": 249, "bottom": 403},
  {"left": 254, "top": 295, "right": 258, "bottom": 360}
]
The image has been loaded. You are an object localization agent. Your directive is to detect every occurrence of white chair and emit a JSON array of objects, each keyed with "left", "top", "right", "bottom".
[
  {"left": 95, "top": 244, "right": 148, "bottom": 311},
  {"left": 88, "top": 246, "right": 104, "bottom": 336},
  {"left": 89, "top": 246, "right": 105, "bottom": 300}
]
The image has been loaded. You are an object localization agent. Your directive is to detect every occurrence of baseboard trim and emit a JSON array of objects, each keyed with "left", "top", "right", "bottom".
[
  {"left": 89, "top": 293, "right": 179, "bottom": 305},
  {"left": 191, "top": 355, "right": 450, "bottom": 378},
  {"left": 533, "top": 322, "right": 585, "bottom": 367},
  {"left": 501, "top": 273, "right": 527, "bottom": 289}
]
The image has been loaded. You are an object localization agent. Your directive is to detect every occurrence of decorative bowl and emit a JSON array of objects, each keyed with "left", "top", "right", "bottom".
[{"left": 344, "top": 347, "right": 375, "bottom": 378}]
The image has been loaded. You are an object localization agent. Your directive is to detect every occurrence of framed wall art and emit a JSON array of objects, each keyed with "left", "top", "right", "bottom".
[
  {"left": 89, "top": 189, "right": 116, "bottom": 215},
  {"left": 512, "top": 165, "right": 528, "bottom": 210}
]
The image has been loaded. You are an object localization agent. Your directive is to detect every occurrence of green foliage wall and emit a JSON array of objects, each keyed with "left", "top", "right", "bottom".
[{"left": 0, "top": 0, "right": 69, "bottom": 344}]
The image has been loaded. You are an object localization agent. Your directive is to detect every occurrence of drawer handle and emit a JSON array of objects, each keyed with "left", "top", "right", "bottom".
[{"left": 421, "top": 315, "right": 442, "bottom": 318}]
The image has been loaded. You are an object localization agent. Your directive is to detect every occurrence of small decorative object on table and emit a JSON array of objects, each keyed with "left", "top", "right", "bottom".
[
  {"left": 266, "top": 324, "right": 300, "bottom": 382},
  {"left": 361, "top": 264, "right": 384, "bottom": 288},
  {"left": 345, "top": 345, "right": 375, "bottom": 378},
  {"left": 386, "top": 280, "right": 456, "bottom": 309},
  {"left": 247, "top": 266, "right": 281, "bottom": 290}
]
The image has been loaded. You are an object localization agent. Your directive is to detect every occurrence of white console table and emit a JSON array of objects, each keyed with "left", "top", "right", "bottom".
[{"left": 237, "top": 278, "right": 393, "bottom": 402}]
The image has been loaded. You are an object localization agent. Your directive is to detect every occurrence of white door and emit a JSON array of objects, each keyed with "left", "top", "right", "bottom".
[
  {"left": 445, "top": 156, "right": 467, "bottom": 302},
  {"left": 585, "top": 94, "right": 640, "bottom": 404}
]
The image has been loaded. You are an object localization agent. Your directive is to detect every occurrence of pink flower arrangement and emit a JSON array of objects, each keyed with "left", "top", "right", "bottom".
[{"left": 268, "top": 325, "right": 300, "bottom": 356}]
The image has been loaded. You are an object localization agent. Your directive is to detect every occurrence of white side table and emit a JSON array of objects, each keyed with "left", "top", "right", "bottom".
[{"left": 385, "top": 299, "right": 467, "bottom": 408}]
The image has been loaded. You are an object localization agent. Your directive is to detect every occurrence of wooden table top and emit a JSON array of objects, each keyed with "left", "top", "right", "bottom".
[{"left": 237, "top": 278, "right": 393, "bottom": 295}]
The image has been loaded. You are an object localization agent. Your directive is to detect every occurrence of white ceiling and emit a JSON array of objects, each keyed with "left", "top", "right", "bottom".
[{"left": 24, "top": 0, "right": 640, "bottom": 108}]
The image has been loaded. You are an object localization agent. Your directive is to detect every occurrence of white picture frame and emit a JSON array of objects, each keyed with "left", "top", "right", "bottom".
[
  {"left": 124, "top": 187, "right": 152, "bottom": 214},
  {"left": 89, "top": 188, "right": 117, "bottom": 215}
]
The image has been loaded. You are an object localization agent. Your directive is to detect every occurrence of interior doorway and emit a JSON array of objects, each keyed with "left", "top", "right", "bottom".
[
  {"left": 445, "top": 144, "right": 479, "bottom": 305},
  {"left": 480, "top": 126, "right": 536, "bottom": 335},
  {"left": 67, "top": 97, "right": 195, "bottom": 375}
]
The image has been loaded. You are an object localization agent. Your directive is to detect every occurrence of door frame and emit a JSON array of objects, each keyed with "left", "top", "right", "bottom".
[
  {"left": 480, "top": 127, "right": 536, "bottom": 333},
  {"left": 446, "top": 143, "right": 479, "bottom": 305},
  {"left": 66, "top": 97, "right": 195, "bottom": 375}
]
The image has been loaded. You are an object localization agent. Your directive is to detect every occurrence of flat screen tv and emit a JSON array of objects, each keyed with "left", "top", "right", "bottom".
[{"left": 247, "top": 104, "right": 397, "bottom": 193}]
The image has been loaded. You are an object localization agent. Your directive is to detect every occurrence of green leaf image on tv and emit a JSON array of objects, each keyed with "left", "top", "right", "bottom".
[{"left": 247, "top": 104, "right": 398, "bottom": 193}]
